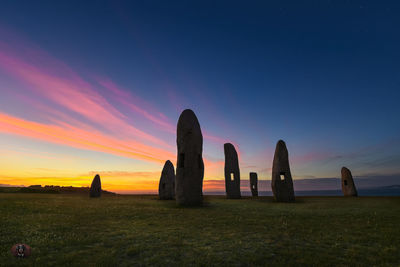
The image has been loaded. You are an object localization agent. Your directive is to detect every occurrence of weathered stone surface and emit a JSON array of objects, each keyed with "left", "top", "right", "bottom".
[
  {"left": 249, "top": 172, "right": 258, "bottom": 197},
  {"left": 159, "top": 160, "right": 175, "bottom": 200},
  {"left": 224, "top": 143, "right": 241, "bottom": 199},
  {"left": 176, "top": 109, "right": 204, "bottom": 205},
  {"left": 89, "top": 174, "right": 101, "bottom": 198},
  {"left": 341, "top": 167, "right": 358, "bottom": 197},
  {"left": 271, "top": 140, "right": 295, "bottom": 202}
]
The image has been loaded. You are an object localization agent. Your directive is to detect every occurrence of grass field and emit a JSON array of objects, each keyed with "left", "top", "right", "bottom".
[{"left": 0, "top": 194, "right": 399, "bottom": 266}]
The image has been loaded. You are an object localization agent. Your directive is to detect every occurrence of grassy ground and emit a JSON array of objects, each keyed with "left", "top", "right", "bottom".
[{"left": 0, "top": 194, "right": 399, "bottom": 266}]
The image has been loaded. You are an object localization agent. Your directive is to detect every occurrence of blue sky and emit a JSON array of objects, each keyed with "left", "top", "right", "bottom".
[{"left": 0, "top": 1, "right": 399, "bottom": 192}]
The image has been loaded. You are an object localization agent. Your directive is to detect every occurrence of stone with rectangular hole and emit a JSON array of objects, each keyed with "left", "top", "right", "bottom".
[
  {"left": 341, "top": 167, "right": 358, "bottom": 197},
  {"left": 224, "top": 143, "right": 241, "bottom": 199},
  {"left": 175, "top": 109, "right": 204, "bottom": 206},
  {"left": 249, "top": 172, "right": 258, "bottom": 197},
  {"left": 271, "top": 140, "right": 295, "bottom": 202}
]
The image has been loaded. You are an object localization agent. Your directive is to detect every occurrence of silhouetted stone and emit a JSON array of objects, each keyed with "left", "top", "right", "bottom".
[
  {"left": 224, "top": 143, "right": 241, "bottom": 199},
  {"left": 159, "top": 160, "right": 175, "bottom": 200},
  {"left": 250, "top": 172, "right": 258, "bottom": 197},
  {"left": 271, "top": 140, "right": 295, "bottom": 202},
  {"left": 176, "top": 109, "right": 204, "bottom": 205},
  {"left": 90, "top": 174, "right": 101, "bottom": 198},
  {"left": 341, "top": 167, "right": 358, "bottom": 197}
]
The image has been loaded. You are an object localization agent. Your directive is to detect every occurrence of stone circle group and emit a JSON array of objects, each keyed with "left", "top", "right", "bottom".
[{"left": 89, "top": 109, "right": 358, "bottom": 204}]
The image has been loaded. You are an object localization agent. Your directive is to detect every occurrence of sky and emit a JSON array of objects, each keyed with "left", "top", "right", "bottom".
[{"left": 0, "top": 1, "right": 399, "bottom": 193}]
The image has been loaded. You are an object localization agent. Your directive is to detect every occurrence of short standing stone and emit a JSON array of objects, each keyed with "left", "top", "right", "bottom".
[
  {"left": 224, "top": 143, "right": 241, "bottom": 199},
  {"left": 159, "top": 160, "right": 176, "bottom": 200},
  {"left": 271, "top": 140, "right": 295, "bottom": 202},
  {"left": 175, "top": 109, "right": 204, "bottom": 205},
  {"left": 90, "top": 174, "right": 101, "bottom": 198},
  {"left": 341, "top": 167, "right": 358, "bottom": 197},
  {"left": 249, "top": 172, "right": 258, "bottom": 197}
]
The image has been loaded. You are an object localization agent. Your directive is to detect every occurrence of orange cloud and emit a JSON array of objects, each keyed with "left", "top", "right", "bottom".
[
  {"left": 0, "top": 112, "right": 175, "bottom": 163},
  {"left": 0, "top": 35, "right": 233, "bottom": 191},
  {"left": 0, "top": 46, "right": 172, "bottom": 150}
]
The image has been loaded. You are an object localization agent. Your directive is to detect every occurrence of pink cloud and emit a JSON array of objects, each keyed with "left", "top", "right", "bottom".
[
  {"left": 0, "top": 43, "right": 172, "bottom": 149},
  {"left": 0, "top": 31, "right": 234, "bottom": 175},
  {"left": 291, "top": 151, "right": 336, "bottom": 165},
  {"left": 0, "top": 112, "right": 175, "bottom": 163},
  {"left": 96, "top": 78, "right": 176, "bottom": 133}
]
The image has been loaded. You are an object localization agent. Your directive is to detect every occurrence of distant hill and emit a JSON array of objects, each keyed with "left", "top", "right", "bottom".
[{"left": 0, "top": 185, "right": 116, "bottom": 195}]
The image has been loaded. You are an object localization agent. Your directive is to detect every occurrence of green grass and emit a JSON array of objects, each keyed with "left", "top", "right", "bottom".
[{"left": 0, "top": 194, "right": 399, "bottom": 266}]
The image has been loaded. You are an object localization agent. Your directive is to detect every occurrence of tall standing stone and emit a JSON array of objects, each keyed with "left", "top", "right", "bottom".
[
  {"left": 271, "top": 140, "right": 295, "bottom": 202},
  {"left": 249, "top": 172, "right": 258, "bottom": 197},
  {"left": 341, "top": 167, "right": 358, "bottom": 197},
  {"left": 224, "top": 143, "right": 241, "bottom": 199},
  {"left": 90, "top": 174, "right": 101, "bottom": 198},
  {"left": 176, "top": 109, "right": 204, "bottom": 205},
  {"left": 158, "top": 160, "right": 176, "bottom": 200}
]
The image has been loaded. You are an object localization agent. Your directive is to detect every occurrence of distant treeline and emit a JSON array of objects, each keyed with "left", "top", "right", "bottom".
[{"left": 0, "top": 185, "right": 116, "bottom": 195}]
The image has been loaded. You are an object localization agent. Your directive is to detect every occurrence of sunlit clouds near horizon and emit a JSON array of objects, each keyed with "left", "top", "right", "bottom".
[{"left": 0, "top": 30, "right": 230, "bottom": 192}]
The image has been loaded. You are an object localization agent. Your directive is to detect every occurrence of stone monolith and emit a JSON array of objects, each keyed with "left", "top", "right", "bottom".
[
  {"left": 175, "top": 109, "right": 204, "bottom": 205},
  {"left": 159, "top": 160, "right": 176, "bottom": 200},
  {"left": 250, "top": 172, "right": 258, "bottom": 197},
  {"left": 341, "top": 167, "right": 358, "bottom": 197},
  {"left": 224, "top": 143, "right": 241, "bottom": 199},
  {"left": 90, "top": 174, "right": 101, "bottom": 198},
  {"left": 271, "top": 140, "right": 295, "bottom": 202}
]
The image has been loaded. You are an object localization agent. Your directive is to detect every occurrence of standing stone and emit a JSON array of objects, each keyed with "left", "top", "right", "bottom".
[
  {"left": 271, "top": 140, "right": 295, "bottom": 202},
  {"left": 176, "top": 109, "right": 204, "bottom": 205},
  {"left": 90, "top": 174, "right": 101, "bottom": 198},
  {"left": 224, "top": 143, "right": 241, "bottom": 199},
  {"left": 249, "top": 172, "right": 258, "bottom": 197},
  {"left": 158, "top": 160, "right": 176, "bottom": 200},
  {"left": 341, "top": 167, "right": 358, "bottom": 197}
]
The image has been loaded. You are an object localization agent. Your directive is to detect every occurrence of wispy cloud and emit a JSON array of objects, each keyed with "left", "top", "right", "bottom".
[
  {"left": 0, "top": 112, "right": 174, "bottom": 163},
  {"left": 0, "top": 29, "right": 240, "bottom": 195},
  {"left": 0, "top": 32, "right": 233, "bottom": 191},
  {"left": 96, "top": 78, "right": 176, "bottom": 133},
  {"left": 0, "top": 44, "right": 172, "bottom": 149}
]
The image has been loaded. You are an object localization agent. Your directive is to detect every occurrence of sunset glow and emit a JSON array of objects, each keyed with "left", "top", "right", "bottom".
[
  {"left": 0, "top": 33, "right": 230, "bottom": 192},
  {"left": 0, "top": 3, "right": 399, "bottom": 194}
]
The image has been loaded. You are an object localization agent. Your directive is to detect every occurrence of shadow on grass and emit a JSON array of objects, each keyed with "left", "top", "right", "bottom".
[
  {"left": 254, "top": 196, "right": 307, "bottom": 204},
  {"left": 154, "top": 197, "right": 217, "bottom": 209},
  {"left": 174, "top": 200, "right": 215, "bottom": 209}
]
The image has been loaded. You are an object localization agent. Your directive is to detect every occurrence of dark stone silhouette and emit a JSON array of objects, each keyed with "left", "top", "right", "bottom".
[
  {"left": 176, "top": 109, "right": 204, "bottom": 205},
  {"left": 271, "top": 140, "right": 295, "bottom": 202},
  {"left": 249, "top": 172, "right": 258, "bottom": 197},
  {"left": 158, "top": 160, "right": 176, "bottom": 200},
  {"left": 341, "top": 167, "right": 358, "bottom": 196},
  {"left": 89, "top": 174, "right": 101, "bottom": 198},
  {"left": 224, "top": 143, "right": 241, "bottom": 199}
]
